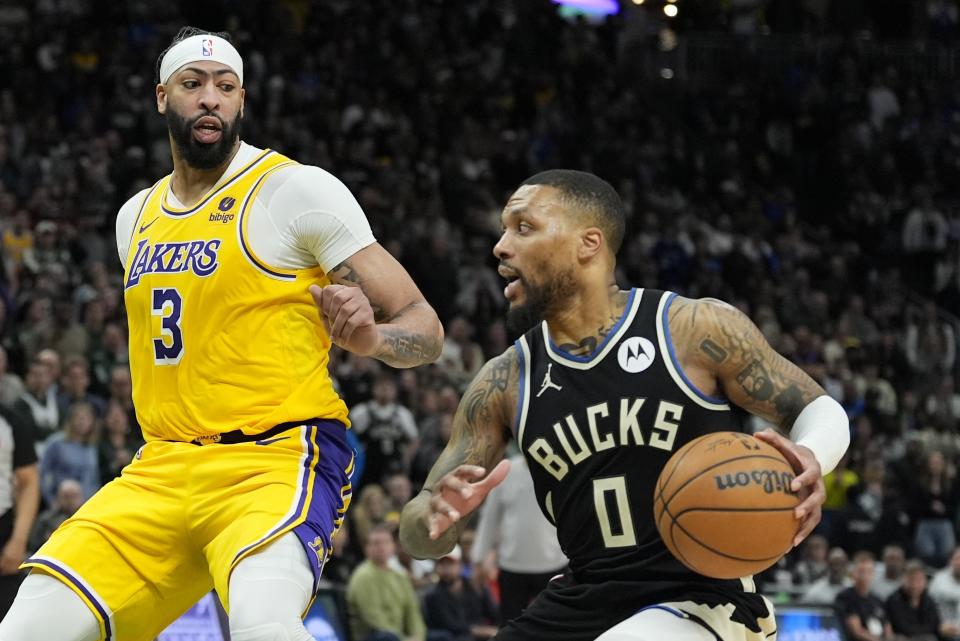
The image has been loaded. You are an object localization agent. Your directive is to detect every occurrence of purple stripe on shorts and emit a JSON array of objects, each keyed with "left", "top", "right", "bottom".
[
  {"left": 27, "top": 557, "right": 112, "bottom": 640},
  {"left": 293, "top": 421, "right": 353, "bottom": 591}
]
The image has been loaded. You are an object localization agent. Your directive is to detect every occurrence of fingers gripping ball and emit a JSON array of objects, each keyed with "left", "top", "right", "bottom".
[{"left": 653, "top": 432, "right": 799, "bottom": 579}]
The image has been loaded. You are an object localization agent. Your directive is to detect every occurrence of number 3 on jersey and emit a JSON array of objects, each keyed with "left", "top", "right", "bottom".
[{"left": 152, "top": 288, "right": 184, "bottom": 365}]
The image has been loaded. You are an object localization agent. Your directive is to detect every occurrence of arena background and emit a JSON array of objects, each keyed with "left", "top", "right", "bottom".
[{"left": 1, "top": 0, "right": 959, "bottom": 639}]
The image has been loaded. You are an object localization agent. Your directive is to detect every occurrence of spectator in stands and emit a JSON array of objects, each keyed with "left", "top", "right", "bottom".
[
  {"left": 885, "top": 560, "right": 957, "bottom": 641},
  {"left": 872, "top": 545, "right": 906, "bottom": 601},
  {"left": 437, "top": 317, "right": 485, "bottom": 387},
  {"left": 471, "top": 453, "right": 567, "bottom": 624},
  {"left": 88, "top": 324, "right": 128, "bottom": 397},
  {"left": 325, "top": 523, "right": 361, "bottom": 587},
  {"left": 924, "top": 375, "right": 960, "bottom": 433},
  {"left": 821, "top": 453, "right": 859, "bottom": 538},
  {"left": 801, "top": 547, "right": 852, "bottom": 605},
  {"left": 56, "top": 356, "right": 105, "bottom": 419},
  {"left": 910, "top": 450, "right": 958, "bottom": 568},
  {"left": 0, "top": 347, "right": 23, "bottom": 408},
  {"left": 905, "top": 303, "right": 956, "bottom": 393},
  {"left": 412, "top": 412, "right": 453, "bottom": 489},
  {"left": 38, "top": 401, "right": 99, "bottom": 504},
  {"left": 834, "top": 460, "right": 911, "bottom": 556},
  {"left": 793, "top": 534, "right": 830, "bottom": 589},
  {"left": 13, "top": 359, "right": 58, "bottom": 442},
  {"left": 423, "top": 545, "right": 498, "bottom": 641},
  {"left": 836, "top": 552, "right": 893, "bottom": 641},
  {"left": 384, "top": 472, "right": 413, "bottom": 522},
  {"left": 346, "top": 524, "right": 426, "bottom": 641},
  {"left": 28, "top": 478, "right": 83, "bottom": 553},
  {"left": 106, "top": 365, "right": 135, "bottom": 428},
  {"left": 351, "top": 375, "right": 419, "bottom": 486},
  {"left": 0, "top": 403, "right": 38, "bottom": 617},
  {"left": 351, "top": 484, "right": 388, "bottom": 553},
  {"left": 97, "top": 399, "right": 142, "bottom": 482},
  {"left": 932, "top": 548, "right": 960, "bottom": 639}
]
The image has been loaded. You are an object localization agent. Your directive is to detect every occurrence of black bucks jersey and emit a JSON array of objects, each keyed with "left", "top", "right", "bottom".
[{"left": 512, "top": 288, "right": 774, "bottom": 635}]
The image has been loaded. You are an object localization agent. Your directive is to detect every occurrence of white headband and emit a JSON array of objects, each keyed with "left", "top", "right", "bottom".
[{"left": 159, "top": 34, "right": 243, "bottom": 85}]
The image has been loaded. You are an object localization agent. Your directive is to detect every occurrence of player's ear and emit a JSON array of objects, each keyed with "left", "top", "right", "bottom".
[
  {"left": 578, "top": 227, "right": 604, "bottom": 261},
  {"left": 239, "top": 87, "right": 246, "bottom": 119},
  {"left": 156, "top": 83, "right": 167, "bottom": 115}
]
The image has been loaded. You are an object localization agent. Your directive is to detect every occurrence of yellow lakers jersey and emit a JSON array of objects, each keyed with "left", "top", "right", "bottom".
[{"left": 122, "top": 149, "right": 349, "bottom": 442}]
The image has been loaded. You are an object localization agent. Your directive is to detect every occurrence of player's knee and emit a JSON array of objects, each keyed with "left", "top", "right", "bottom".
[
  {"left": 0, "top": 573, "right": 100, "bottom": 641},
  {"left": 228, "top": 533, "right": 316, "bottom": 641}
]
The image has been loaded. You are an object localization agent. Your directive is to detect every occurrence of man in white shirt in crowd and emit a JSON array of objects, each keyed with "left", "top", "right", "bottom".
[
  {"left": 871, "top": 544, "right": 906, "bottom": 601},
  {"left": 931, "top": 546, "right": 960, "bottom": 639},
  {"left": 800, "top": 547, "right": 853, "bottom": 605}
]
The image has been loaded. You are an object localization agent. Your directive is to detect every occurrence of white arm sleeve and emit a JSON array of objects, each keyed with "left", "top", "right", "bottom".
[
  {"left": 245, "top": 165, "right": 376, "bottom": 273},
  {"left": 115, "top": 188, "right": 150, "bottom": 264},
  {"left": 789, "top": 395, "right": 850, "bottom": 475}
]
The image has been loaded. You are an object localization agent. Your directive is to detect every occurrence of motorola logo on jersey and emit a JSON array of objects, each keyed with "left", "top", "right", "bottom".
[
  {"left": 125, "top": 238, "right": 222, "bottom": 288},
  {"left": 617, "top": 337, "right": 656, "bottom": 373}
]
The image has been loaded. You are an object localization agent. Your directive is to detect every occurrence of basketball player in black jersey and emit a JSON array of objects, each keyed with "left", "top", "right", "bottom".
[{"left": 400, "top": 170, "right": 850, "bottom": 641}]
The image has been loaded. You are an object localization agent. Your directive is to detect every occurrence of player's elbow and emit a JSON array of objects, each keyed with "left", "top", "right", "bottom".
[{"left": 427, "top": 314, "right": 444, "bottom": 362}]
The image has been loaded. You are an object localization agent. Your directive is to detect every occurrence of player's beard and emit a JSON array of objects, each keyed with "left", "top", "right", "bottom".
[
  {"left": 165, "top": 108, "right": 242, "bottom": 170},
  {"left": 505, "top": 266, "right": 578, "bottom": 335}
]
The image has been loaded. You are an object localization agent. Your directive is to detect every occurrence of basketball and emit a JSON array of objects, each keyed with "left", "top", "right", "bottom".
[{"left": 653, "top": 432, "right": 799, "bottom": 579}]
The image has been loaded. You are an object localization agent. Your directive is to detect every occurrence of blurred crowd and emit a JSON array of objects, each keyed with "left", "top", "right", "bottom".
[{"left": 3, "top": 0, "right": 960, "bottom": 638}]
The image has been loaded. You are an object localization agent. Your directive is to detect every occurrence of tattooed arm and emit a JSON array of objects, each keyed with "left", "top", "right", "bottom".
[
  {"left": 399, "top": 350, "right": 517, "bottom": 558},
  {"left": 311, "top": 243, "right": 443, "bottom": 368},
  {"left": 669, "top": 296, "right": 846, "bottom": 544}
]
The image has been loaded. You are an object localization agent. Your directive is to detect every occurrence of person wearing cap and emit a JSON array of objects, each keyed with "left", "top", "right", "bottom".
[
  {"left": 423, "top": 544, "right": 499, "bottom": 641},
  {"left": 0, "top": 25, "right": 442, "bottom": 641}
]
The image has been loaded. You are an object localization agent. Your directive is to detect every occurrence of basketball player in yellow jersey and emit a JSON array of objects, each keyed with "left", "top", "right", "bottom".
[{"left": 0, "top": 27, "right": 443, "bottom": 641}]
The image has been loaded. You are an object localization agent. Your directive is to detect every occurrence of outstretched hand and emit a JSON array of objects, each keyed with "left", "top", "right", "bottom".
[
  {"left": 428, "top": 460, "right": 511, "bottom": 540},
  {"left": 754, "top": 429, "right": 825, "bottom": 547}
]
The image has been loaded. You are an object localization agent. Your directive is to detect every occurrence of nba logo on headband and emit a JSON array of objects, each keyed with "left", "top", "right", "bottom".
[{"left": 201, "top": 38, "right": 213, "bottom": 56}]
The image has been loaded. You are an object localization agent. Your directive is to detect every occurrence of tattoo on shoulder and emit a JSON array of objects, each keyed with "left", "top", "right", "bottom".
[
  {"left": 680, "top": 297, "right": 823, "bottom": 428},
  {"left": 464, "top": 353, "right": 514, "bottom": 425},
  {"left": 735, "top": 359, "right": 774, "bottom": 401},
  {"left": 699, "top": 338, "right": 727, "bottom": 363}
]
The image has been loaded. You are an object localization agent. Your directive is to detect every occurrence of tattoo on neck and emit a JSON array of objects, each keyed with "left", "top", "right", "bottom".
[{"left": 556, "top": 294, "right": 628, "bottom": 355}]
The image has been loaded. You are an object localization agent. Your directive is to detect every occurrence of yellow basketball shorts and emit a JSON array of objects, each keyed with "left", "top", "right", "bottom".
[{"left": 23, "top": 419, "right": 354, "bottom": 641}]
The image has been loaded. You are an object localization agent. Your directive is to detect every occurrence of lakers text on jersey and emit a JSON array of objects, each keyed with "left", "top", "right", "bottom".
[{"left": 122, "top": 149, "right": 348, "bottom": 442}]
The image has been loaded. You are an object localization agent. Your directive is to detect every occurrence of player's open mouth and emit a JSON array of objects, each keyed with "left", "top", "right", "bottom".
[
  {"left": 192, "top": 116, "right": 223, "bottom": 144},
  {"left": 498, "top": 266, "right": 523, "bottom": 300}
]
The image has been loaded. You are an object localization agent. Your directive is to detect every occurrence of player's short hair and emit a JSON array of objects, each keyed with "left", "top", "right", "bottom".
[
  {"left": 520, "top": 169, "right": 626, "bottom": 254},
  {"left": 155, "top": 26, "right": 234, "bottom": 84}
]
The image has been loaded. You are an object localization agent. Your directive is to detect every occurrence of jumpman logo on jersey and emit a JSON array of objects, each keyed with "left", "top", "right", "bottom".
[{"left": 537, "top": 363, "right": 563, "bottom": 397}]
